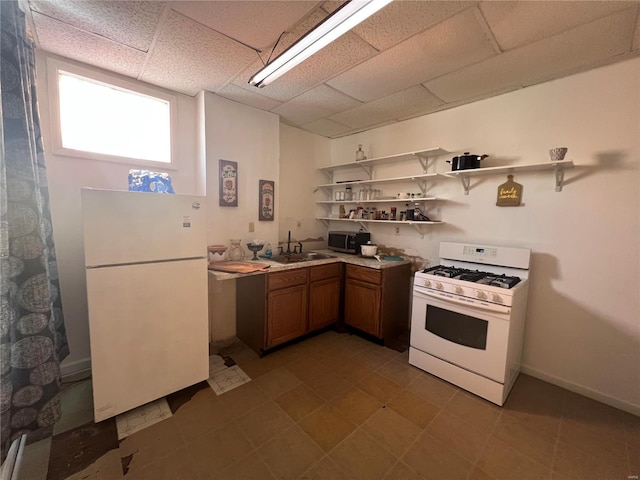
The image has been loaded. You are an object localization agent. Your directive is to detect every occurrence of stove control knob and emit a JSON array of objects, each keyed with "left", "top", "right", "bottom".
[
  {"left": 423, "top": 280, "right": 431, "bottom": 288},
  {"left": 476, "top": 290, "right": 487, "bottom": 299},
  {"left": 453, "top": 286, "right": 463, "bottom": 294},
  {"left": 435, "top": 282, "right": 443, "bottom": 290},
  {"left": 491, "top": 294, "right": 502, "bottom": 303}
]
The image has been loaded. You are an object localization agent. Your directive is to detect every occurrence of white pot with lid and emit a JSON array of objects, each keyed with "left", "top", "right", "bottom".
[{"left": 360, "top": 242, "right": 378, "bottom": 257}]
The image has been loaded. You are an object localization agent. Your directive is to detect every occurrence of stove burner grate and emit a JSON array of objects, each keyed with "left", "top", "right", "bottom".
[
  {"left": 421, "top": 266, "right": 522, "bottom": 289},
  {"left": 423, "top": 266, "right": 466, "bottom": 278},
  {"left": 489, "top": 275, "right": 521, "bottom": 288}
]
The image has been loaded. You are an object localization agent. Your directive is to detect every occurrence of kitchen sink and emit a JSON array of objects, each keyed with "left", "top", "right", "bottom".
[
  {"left": 274, "top": 251, "right": 336, "bottom": 264},
  {"left": 301, "top": 251, "right": 336, "bottom": 260}
]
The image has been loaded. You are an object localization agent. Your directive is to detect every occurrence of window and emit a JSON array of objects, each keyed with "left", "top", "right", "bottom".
[{"left": 48, "top": 59, "right": 176, "bottom": 165}]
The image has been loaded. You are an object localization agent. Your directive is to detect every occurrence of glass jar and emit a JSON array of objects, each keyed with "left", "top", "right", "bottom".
[
  {"left": 345, "top": 187, "right": 352, "bottom": 201},
  {"left": 356, "top": 144, "right": 365, "bottom": 161},
  {"left": 228, "top": 239, "right": 245, "bottom": 261}
]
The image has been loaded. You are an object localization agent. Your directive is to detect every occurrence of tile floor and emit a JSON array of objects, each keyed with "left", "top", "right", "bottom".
[{"left": 20, "top": 330, "right": 639, "bottom": 480}]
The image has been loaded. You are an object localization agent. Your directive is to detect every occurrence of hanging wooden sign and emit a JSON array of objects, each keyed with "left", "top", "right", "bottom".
[
  {"left": 259, "top": 180, "right": 274, "bottom": 221},
  {"left": 219, "top": 159, "right": 238, "bottom": 207},
  {"left": 496, "top": 175, "right": 523, "bottom": 206}
]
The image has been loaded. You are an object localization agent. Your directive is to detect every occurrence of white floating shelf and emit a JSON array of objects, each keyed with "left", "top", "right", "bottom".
[
  {"left": 316, "top": 197, "right": 442, "bottom": 204},
  {"left": 444, "top": 160, "right": 575, "bottom": 194},
  {"left": 316, "top": 217, "right": 443, "bottom": 225},
  {"left": 315, "top": 172, "right": 446, "bottom": 189},
  {"left": 317, "top": 147, "right": 448, "bottom": 173}
]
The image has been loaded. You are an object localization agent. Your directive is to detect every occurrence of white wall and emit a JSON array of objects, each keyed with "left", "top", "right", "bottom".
[
  {"left": 324, "top": 58, "right": 640, "bottom": 412},
  {"left": 200, "top": 93, "right": 279, "bottom": 341},
  {"left": 201, "top": 92, "right": 280, "bottom": 250},
  {"left": 36, "top": 53, "right": 201, "bottom": 374},
  {"left": 279, "top": 124, "right": 331, "bottom": 251}
]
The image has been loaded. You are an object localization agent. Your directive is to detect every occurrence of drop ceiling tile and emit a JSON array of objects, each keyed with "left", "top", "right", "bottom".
[
  {"left": 32, "top": 12, "right": 145, "bottom": 78},
  {"left": 327, "top": 8, "right": 497, "bottom": 102},
  {"left": 171, "top": 1, "right": 319, "bottom": 51},
  {"left": 140, "top": 10, "right": 257, "bottom": 96},
  {"left": 300, "top": 118, "right": 353, "bottom": 138},
  {"left": 271, "top": 84, "right": 362, "bottom": 126},
  {"left": 351, "top": 1, "right": 473, "bottom": 51},
  {"left": 479, "top": 0, "right": 636, "bottom": 51},
  {"left": 329, "top": 85, "right": 444, "bottom": 130},
  {"left": 216, "top": 84, "right": 282, "bottom": 112},
  {"left": 29, "top": 0, "right": 164, "bottom": 51},
  {"left": 425, "top": 9, "right": 637, "bottom": 103},
  {"left": 233, "top": 9, "right": 377, "bottom": 102}
]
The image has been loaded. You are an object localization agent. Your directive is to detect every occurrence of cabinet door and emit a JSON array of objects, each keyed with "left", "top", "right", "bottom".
[
  {"left": 266, "top": 285, "right": 308, "bottom": 348},
  {"left": 309, "top": 277, "right": 340, "bottom": 331},
  {"left": 344, "top": 279, "right": 381, "bottom": 337}
]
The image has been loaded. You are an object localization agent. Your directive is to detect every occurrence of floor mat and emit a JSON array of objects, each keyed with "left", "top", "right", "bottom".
[
  {"left": 207, "top": 364, "right": 251, "bottom": 395},
  {"left": 115, "top": 398, "right": 172, "bottom": 440}
]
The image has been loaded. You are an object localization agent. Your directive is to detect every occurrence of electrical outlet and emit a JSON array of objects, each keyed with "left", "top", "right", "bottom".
[
  {"left": 395, "top": 227, "right": 400, "bottom": 235},
  {"left": 249, "top": 222, "right": 254, "bottom": 232}
]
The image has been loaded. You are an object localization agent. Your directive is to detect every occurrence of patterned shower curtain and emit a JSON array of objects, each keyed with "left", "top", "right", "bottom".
[{"left": 1, "top": 1, "right": 69, "bottom": 461}]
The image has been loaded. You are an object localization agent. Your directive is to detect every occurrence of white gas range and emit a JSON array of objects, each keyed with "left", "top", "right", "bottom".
[{"left": 409, "top": 242, "right": 531, "bottom": 406}]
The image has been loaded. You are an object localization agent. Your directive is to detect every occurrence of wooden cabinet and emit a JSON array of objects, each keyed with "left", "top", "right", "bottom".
[
  {"left": 344, "top": 278, "right": 380, "bottom": 336},
  {"left": 266, "top": 270, "right": 308, "bottom": 348},
  {"left": 236, "top": 264, "right": 341, "bottom": 355},
  {"left": 344, "top": 263, "right": 411, "bottom": 345},
  {"left": 308, "top": 263, "right": 341, "bottom": 331}
]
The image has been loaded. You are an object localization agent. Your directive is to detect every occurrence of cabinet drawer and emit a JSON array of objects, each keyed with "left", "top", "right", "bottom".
[
  {"left": 346, "top": 264, "right": 381, "bottom": 285},
  {"left": 268, "top": 268, "right": 308, "bottom": 290},
  {"left": 310, "top": 263, "right": 341, "bottom": 282}
]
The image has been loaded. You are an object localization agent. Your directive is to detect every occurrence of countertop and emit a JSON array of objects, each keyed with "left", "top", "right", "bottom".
[{"left": 207, "top": 249, "right": 411, "bottom": 281}]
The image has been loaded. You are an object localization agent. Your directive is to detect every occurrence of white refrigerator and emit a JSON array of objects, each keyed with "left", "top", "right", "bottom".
[{"left": 81, "top": 188, "right": 209, "bottom": 422}]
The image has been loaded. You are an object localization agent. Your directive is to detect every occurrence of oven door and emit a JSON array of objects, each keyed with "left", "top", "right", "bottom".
[{"left": 410, "top": 286, "right": 510, "bottom": 383}]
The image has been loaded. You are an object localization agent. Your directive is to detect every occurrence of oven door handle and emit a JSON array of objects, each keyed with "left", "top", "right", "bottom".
[{"left": 413, "top": 286, "right": 511, "bottom": 315}]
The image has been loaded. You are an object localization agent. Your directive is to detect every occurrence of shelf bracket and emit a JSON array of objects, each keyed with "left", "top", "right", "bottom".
[
  {"left": 355, "top": 220, "right": 369, "bottom": 231},
  {"left": 415, "top": 180, "right": 427, "bottom": 196},
  {"left": 321, "top": 170, "right": 334, "bottom": 183},
  {"left": 356, "top": 164, "right": 372, "bottom": 178},
  {"left": 555, "top": 167, "right": 565, "bottom": 192},
  {"left": 417, "top": 155, "right": 429, "bottom": 174},
  {"left": 318, "top": 218, "right": 329, "bottom": 227},
  {"left": 459, "top": 175, "right": 471, "bottom": 195},
  {"left": 407, "top": 222, "right": 425, "bottom": 238}
]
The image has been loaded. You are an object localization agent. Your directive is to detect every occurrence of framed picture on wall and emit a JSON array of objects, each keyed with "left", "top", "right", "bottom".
[
  {"left": 219, "top": 159, "right": 238, "bottom": 207},
  {"left": 259, "top": 180, "right": 274, "bottom": 221}
]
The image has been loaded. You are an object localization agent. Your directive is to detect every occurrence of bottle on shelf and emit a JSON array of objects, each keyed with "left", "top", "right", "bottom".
[
  {"left": 345, "top": 187, "right": 352, "bottom": 201},
  {"left": 356, "top": 144, "right": 365, "bottom": 162}
]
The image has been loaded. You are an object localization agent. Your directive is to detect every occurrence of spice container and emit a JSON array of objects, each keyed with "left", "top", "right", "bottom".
[{"left": 390, "top": 207, "right": 397, "bottom": 220}]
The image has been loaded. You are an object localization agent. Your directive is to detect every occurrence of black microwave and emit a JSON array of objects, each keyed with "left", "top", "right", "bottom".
[{"left": 327, "top": 231, "right": 371, "bottom": 254}]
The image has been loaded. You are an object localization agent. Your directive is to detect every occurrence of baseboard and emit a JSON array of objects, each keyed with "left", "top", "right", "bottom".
[
  {"left": 60, "top": 357, "right": 91, "bottom": 378},
  {"left": 520, "top": 364, "right": 640, "bottom": 417}
]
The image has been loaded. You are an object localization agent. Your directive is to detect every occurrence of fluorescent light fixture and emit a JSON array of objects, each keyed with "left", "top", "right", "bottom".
[{"left": 249, "top": 0, "right": 393, "bottom": 88}]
